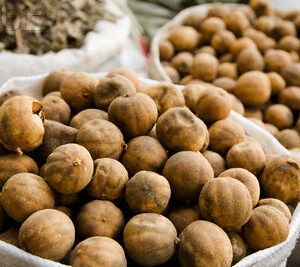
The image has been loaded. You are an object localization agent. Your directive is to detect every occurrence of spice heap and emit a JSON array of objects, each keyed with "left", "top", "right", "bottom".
[
  {"left": 0, "top": 0, "right": 105, "bottom": 55},
  {"left": 0, "top": 67, "right": 298, "bottom": 266},
  {"left": 159, "top": 0, "right": 300, "bottom": 151}
]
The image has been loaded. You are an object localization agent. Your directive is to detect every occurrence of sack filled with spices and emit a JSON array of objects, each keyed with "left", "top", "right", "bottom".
[{"left": 0, "top": 0, "right": 147, "bottom": 85}]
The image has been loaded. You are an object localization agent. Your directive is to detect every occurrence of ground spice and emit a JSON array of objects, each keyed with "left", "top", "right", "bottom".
[{"left": 0, "top": 0, "right": 107, "bottom": 55}]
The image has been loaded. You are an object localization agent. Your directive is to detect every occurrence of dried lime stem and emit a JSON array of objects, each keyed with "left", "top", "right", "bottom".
[
  {"left": 73, "top": 159, "right": 81, "bottom": 166},
  {"left": 16, "top": 147, "right": 23, "bottom": 155}
]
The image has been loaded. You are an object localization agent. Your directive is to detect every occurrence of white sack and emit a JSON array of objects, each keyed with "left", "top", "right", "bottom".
[
  {"left": 0, "top": 73, "right": 299, "bottom": 267},
  {"left": 0, "top": 0, "right": 147, "bottom": 86}
]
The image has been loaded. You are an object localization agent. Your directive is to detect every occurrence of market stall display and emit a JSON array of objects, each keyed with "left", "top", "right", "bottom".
[{"left": 0, "top": 0, "right": 299, "bottom": 266}]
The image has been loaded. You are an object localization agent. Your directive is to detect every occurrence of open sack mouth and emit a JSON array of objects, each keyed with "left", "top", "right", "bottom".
[{"left": 0, "top": 66, "right": 298, "bottom": 267}]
